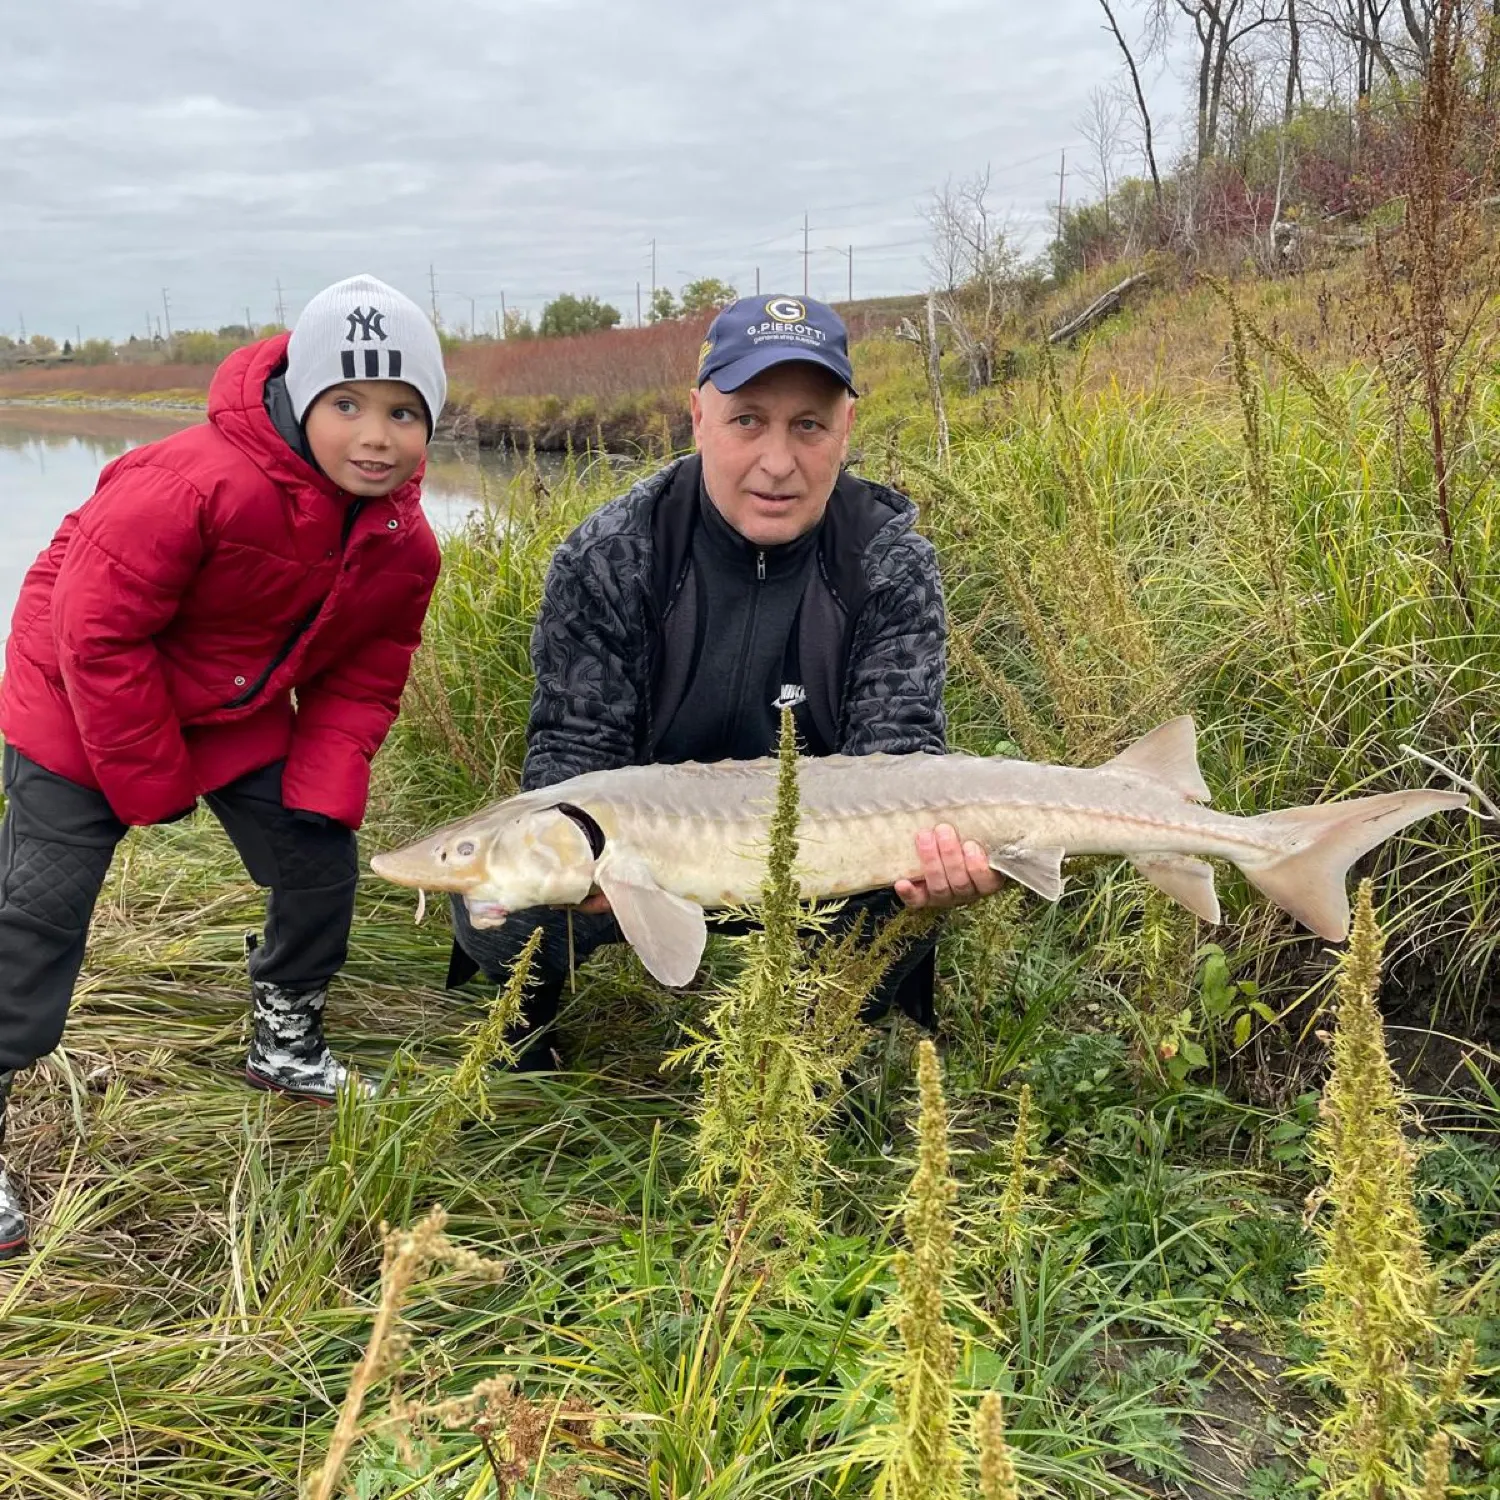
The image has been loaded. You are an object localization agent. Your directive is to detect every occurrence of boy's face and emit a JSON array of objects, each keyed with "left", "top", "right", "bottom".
[{"left": 303, "top": 379, "right": 429, "bottom": 497}]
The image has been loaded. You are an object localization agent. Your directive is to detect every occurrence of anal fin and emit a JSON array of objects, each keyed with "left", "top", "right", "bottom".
[
  {"left": 1131, "top": 853, "right": 1221, "bottom": 924},
  {"left": 593, "top": 849, "right": 708, "bottom": 988},
  {"left": 988, "top": 847, "right": 1065, "bottom": 901}
]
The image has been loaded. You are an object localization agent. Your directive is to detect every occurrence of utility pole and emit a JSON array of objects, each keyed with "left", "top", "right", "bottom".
[
  {"left": 754, "top": 266, "right": 760, "bottom": 296},
  {"left": 649, "top": 239, "right": 657, "bottom": 321},
  {"left": 275, "top": 279, "right": 287, "bottom": 327},
  {"left": 18, "top": 313, "right": 25, "bottom": 342},
  {"left": 146, "top": 311, "right": 153, "bottom": 341},
  {"left": 161, "top": 287, "right": 173, "bottom": 340},
  {"left": 428, "top": 263, "right": 439, "bottom": 325},
  {"left": 500, "top": 290, "right": 507, "bottom": 337},
  {"left": 802, "top": 212, "right": 810, "bottom": 297},
  {"left": 636, "top": 281, "right": 642, "bottom": 327},
  {"left": 244, "top": 306, "right": 253, "bottom": 336},
  {"left": 493, "top": 309, "right": 501, "bottom": 339},
  {"left": 825, "top": 244, "right": 854, "bottom": 303},
  {"left": 1056, "top": 149, "right": 1067, "bottom": 247},
  {"left": 75, "top": 323, "right": 82, "bottom": 350}
]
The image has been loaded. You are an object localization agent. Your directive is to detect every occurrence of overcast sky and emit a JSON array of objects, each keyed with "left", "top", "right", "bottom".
[{"left": 5, "top": 0, "right": 1187, "bottom": 343}]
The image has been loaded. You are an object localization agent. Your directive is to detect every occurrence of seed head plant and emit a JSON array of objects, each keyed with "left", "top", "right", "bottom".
[
  {"left": 1300, "top": 879, "right": 1467, "bottom": 1500},
  {"left": 674, "top": 706, "right": 921, "bottom": 1253},
  {"left": 974, "top": 1391, "right": 1021, "bottom": 1500},
  {"left": 883, "top": 1039, "right": 963, "bottom": 1500}
]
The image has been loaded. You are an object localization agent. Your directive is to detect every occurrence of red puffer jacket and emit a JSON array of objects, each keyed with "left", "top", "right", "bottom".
[{"left": 0, "top": 335, "right": 441, "bottom": 829}]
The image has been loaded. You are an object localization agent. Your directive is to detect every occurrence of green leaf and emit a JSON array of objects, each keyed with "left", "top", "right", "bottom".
[{"left": 1233, "top": 1013, "right": 1253, "bottom": 1049}]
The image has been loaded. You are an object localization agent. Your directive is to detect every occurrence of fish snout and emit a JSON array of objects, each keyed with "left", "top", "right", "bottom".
[{"left": 368, "top": 836, "right": 484, "bottom": 892}]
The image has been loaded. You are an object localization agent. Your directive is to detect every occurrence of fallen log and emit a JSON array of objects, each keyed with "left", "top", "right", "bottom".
[{"left": 1047, "top": 272, "right": 1153, "bottom": 345}]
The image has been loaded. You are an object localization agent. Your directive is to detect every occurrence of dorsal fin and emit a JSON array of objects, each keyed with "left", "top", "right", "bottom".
[{"left": 1101, "top": 717, "right": 1212, "bottom": 804}]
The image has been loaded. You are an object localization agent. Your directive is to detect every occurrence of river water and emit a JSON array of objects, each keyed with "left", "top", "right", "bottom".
[{"left": 0, "top": 405, "right": 550, "bottom": 638}]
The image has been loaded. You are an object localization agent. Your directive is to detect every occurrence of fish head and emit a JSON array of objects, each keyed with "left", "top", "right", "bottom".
[{"left": 368, "top": 804, "right": 598, "bottom": 923}]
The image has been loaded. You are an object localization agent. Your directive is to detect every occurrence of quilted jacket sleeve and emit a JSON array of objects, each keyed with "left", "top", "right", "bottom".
[
  {"left": 520, "top": 535, "right": 642, "bottom": 792},
  {"left": 839, "top": 528, "right": 949, "bottom": 757},
  {"left": 50, "top": 461, "right": 205, "bottom": 825},
  {"left": 282, "top": 549, "right": 440, "bottom": 831}
]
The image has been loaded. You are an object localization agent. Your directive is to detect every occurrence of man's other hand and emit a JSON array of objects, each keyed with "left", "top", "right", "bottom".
[
  {"left": 579, "top": 891, "right": 613, "bottom": 915},
  {"left": 895, "top": 824, "right": 1003, "bottom": 910}
]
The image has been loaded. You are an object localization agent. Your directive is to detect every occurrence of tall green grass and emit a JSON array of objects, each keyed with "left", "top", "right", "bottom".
[{"left": 3, "top": 316, "right": 1498, "bottom": 1497}]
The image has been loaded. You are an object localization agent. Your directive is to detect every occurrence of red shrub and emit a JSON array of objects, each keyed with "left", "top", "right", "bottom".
[
  {"left": 0, "top": 363, "right": 213, "bottom": 397},
  {"left": 447, "top": 317, "right": 713, "bottom": 403}
]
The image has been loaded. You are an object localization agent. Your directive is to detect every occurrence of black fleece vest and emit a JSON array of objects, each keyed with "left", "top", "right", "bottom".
[{"left": 645, "top": 456, "right": 893, "bottom": 760}]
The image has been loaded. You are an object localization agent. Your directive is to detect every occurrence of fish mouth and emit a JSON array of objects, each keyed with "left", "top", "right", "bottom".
[{"left": 465, "top": 900, "right": 509, "bottom": 928}]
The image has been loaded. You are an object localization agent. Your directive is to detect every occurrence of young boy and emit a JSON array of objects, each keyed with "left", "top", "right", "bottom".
[{"left": 0, "top": 274, "right": 447, "bottom": 1260}]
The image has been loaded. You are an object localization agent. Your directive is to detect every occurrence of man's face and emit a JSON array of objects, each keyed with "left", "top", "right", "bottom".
[
  {"left": 303, "top": 379, "right": 429, "bottom": 497},
  {"left": 690, "top": 362, "right": 856, "bottom": 547}
]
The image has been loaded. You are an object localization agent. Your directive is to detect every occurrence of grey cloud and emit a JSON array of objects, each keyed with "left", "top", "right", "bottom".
[{"left": 4, "top": 0, "right": 1181, "bottom": 341}]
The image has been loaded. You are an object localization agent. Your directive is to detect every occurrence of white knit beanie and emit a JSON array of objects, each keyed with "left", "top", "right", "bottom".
[{"left": 284, "top": 274, "right": 447, "bottom": 435}]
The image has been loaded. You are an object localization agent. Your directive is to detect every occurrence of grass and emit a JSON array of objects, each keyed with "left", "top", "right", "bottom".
[{"left": 3, "top": 257, "right": 1500, "bottom": 1498}]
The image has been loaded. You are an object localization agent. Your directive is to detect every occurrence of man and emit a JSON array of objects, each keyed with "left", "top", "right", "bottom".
[{"left": 447, "top": 294, "right": 999, "bottom": 1060}]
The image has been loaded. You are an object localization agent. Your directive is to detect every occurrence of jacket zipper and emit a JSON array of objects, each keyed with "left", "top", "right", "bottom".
[
  {"left": 221, "top": 499, "right": 366, "bottom": 710},
  {"left": 722, "top": 549, "right": 766, "bottom": 746}
]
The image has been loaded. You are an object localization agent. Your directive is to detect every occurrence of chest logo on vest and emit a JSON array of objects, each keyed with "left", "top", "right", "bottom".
[
  {"left": 773, "top": 683, "right": 807, "bottom": 710},
  {"left": 345, "top": 307, "right": 388, "bottom": 342}
]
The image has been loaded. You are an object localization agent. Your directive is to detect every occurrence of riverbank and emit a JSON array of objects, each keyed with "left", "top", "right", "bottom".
[{"left": 5, "top": 351, "right": 1498, "bottom": 1495}]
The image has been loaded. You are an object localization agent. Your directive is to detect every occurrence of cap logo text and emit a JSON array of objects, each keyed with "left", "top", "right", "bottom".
[{"left": 345, "top": 307, "right": 388, "bottom": 342}]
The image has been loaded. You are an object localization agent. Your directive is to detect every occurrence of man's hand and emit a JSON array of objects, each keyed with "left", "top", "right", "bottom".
[
  {"left": 895, "top": 824, "right": 1003, "bottom": 910},
  {"left": 578, "top": 891, "right": 612, "bottom": 915}
]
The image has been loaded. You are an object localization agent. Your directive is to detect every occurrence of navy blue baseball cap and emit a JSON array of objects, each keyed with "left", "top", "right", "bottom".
[{"left": 696, "top": 294, "right": 859, "bottom": 396}]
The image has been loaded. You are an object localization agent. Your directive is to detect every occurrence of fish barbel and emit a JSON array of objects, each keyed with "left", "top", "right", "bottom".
[{"left": 368, "top": 717, "right": 1467, "bottom": 987}]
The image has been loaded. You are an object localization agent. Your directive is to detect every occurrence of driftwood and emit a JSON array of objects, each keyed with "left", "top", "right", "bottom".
[
  {"left": 1046, "top": 272, "right": 1153, "bottom": 345},
  {"left": 896, "top": 294, "right": 950, "bottom": 461}
]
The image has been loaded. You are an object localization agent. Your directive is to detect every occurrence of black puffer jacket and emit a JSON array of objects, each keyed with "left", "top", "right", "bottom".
[{"left": 520, "top": 455, "right": 948, "bottom": 792}]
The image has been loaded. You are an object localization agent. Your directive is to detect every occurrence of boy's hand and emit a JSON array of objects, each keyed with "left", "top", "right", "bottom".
[{"left": 895, "top": 825, "right": 1003, "bottom": 910}]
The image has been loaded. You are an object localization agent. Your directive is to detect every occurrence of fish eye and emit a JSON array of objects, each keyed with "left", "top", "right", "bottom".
[{"left": 456, "top": 840, "right": 476, "bottom": 857}]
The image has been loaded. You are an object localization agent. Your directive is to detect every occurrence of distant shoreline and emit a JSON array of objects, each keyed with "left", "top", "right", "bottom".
[{"left": 0, "top": 394, "right": 206, "bottom": 415}]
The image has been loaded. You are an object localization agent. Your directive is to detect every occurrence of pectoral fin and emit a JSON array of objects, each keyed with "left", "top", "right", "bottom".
[
  {"left": 1131, "top": 853, "right": 1221, "bottom": 924},
  {"left": 594, "top": 850, "right": 708, "bottom": 988},
  {"left": 987, "top": 847, "right": 1065, "bottom": 901}
]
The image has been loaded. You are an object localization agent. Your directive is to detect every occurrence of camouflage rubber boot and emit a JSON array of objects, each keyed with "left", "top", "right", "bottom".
[
  {"left": 0, "top": 1070, "right": 26, "bottom": 1262},
  {"left": 244, "top": 981, "right": 374, "bottom": 1104}
]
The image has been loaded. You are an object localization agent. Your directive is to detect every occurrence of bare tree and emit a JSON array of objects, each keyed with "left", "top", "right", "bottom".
[
  {"left": 1271, "top": 0, "right": 1305, "bottom": 249},
  {"left": 921, "top": 169, "right": 1024, "bottom": 391},
  {"left": 1149, "top": 0, "right": 1287, "bottom": 160},
  {"left": 1306, "top": 0, "right": 1408, "bottom": 96},
  {"left": 1285, "top": 0, "right": 1306, "bottom": 112},
  {"left": 1096, "top": 0, "right": 1166, "bottom": 214},
  {"left": 1077, "top": 84, "right": 1130, "bottom": 236}
]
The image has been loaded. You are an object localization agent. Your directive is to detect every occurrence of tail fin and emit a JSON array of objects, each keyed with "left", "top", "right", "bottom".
[{"left": 1242, "top": 789, "right": 1467, "bottom": 941}]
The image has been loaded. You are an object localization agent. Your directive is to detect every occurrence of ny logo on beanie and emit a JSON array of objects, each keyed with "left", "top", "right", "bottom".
[{"left": 345, "top": 307, "right": 388, "bottom": 342}]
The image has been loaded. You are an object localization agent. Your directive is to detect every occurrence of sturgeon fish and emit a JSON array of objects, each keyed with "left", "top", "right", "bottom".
[{"left": 368, "top": 717, "right": 1466, "bottom": 988}]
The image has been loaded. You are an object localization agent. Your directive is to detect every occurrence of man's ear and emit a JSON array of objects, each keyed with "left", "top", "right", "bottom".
[
  {"left": 839, "top": 394, "right": 856, "bottom": 462},
  {"left": 689, "top": 385, "right": 704, "bottom": 448}
]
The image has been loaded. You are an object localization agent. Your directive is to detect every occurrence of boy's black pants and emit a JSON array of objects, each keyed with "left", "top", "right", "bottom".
[{"left": 0, "top": 747, "right": 359, "bottom": 1073}]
